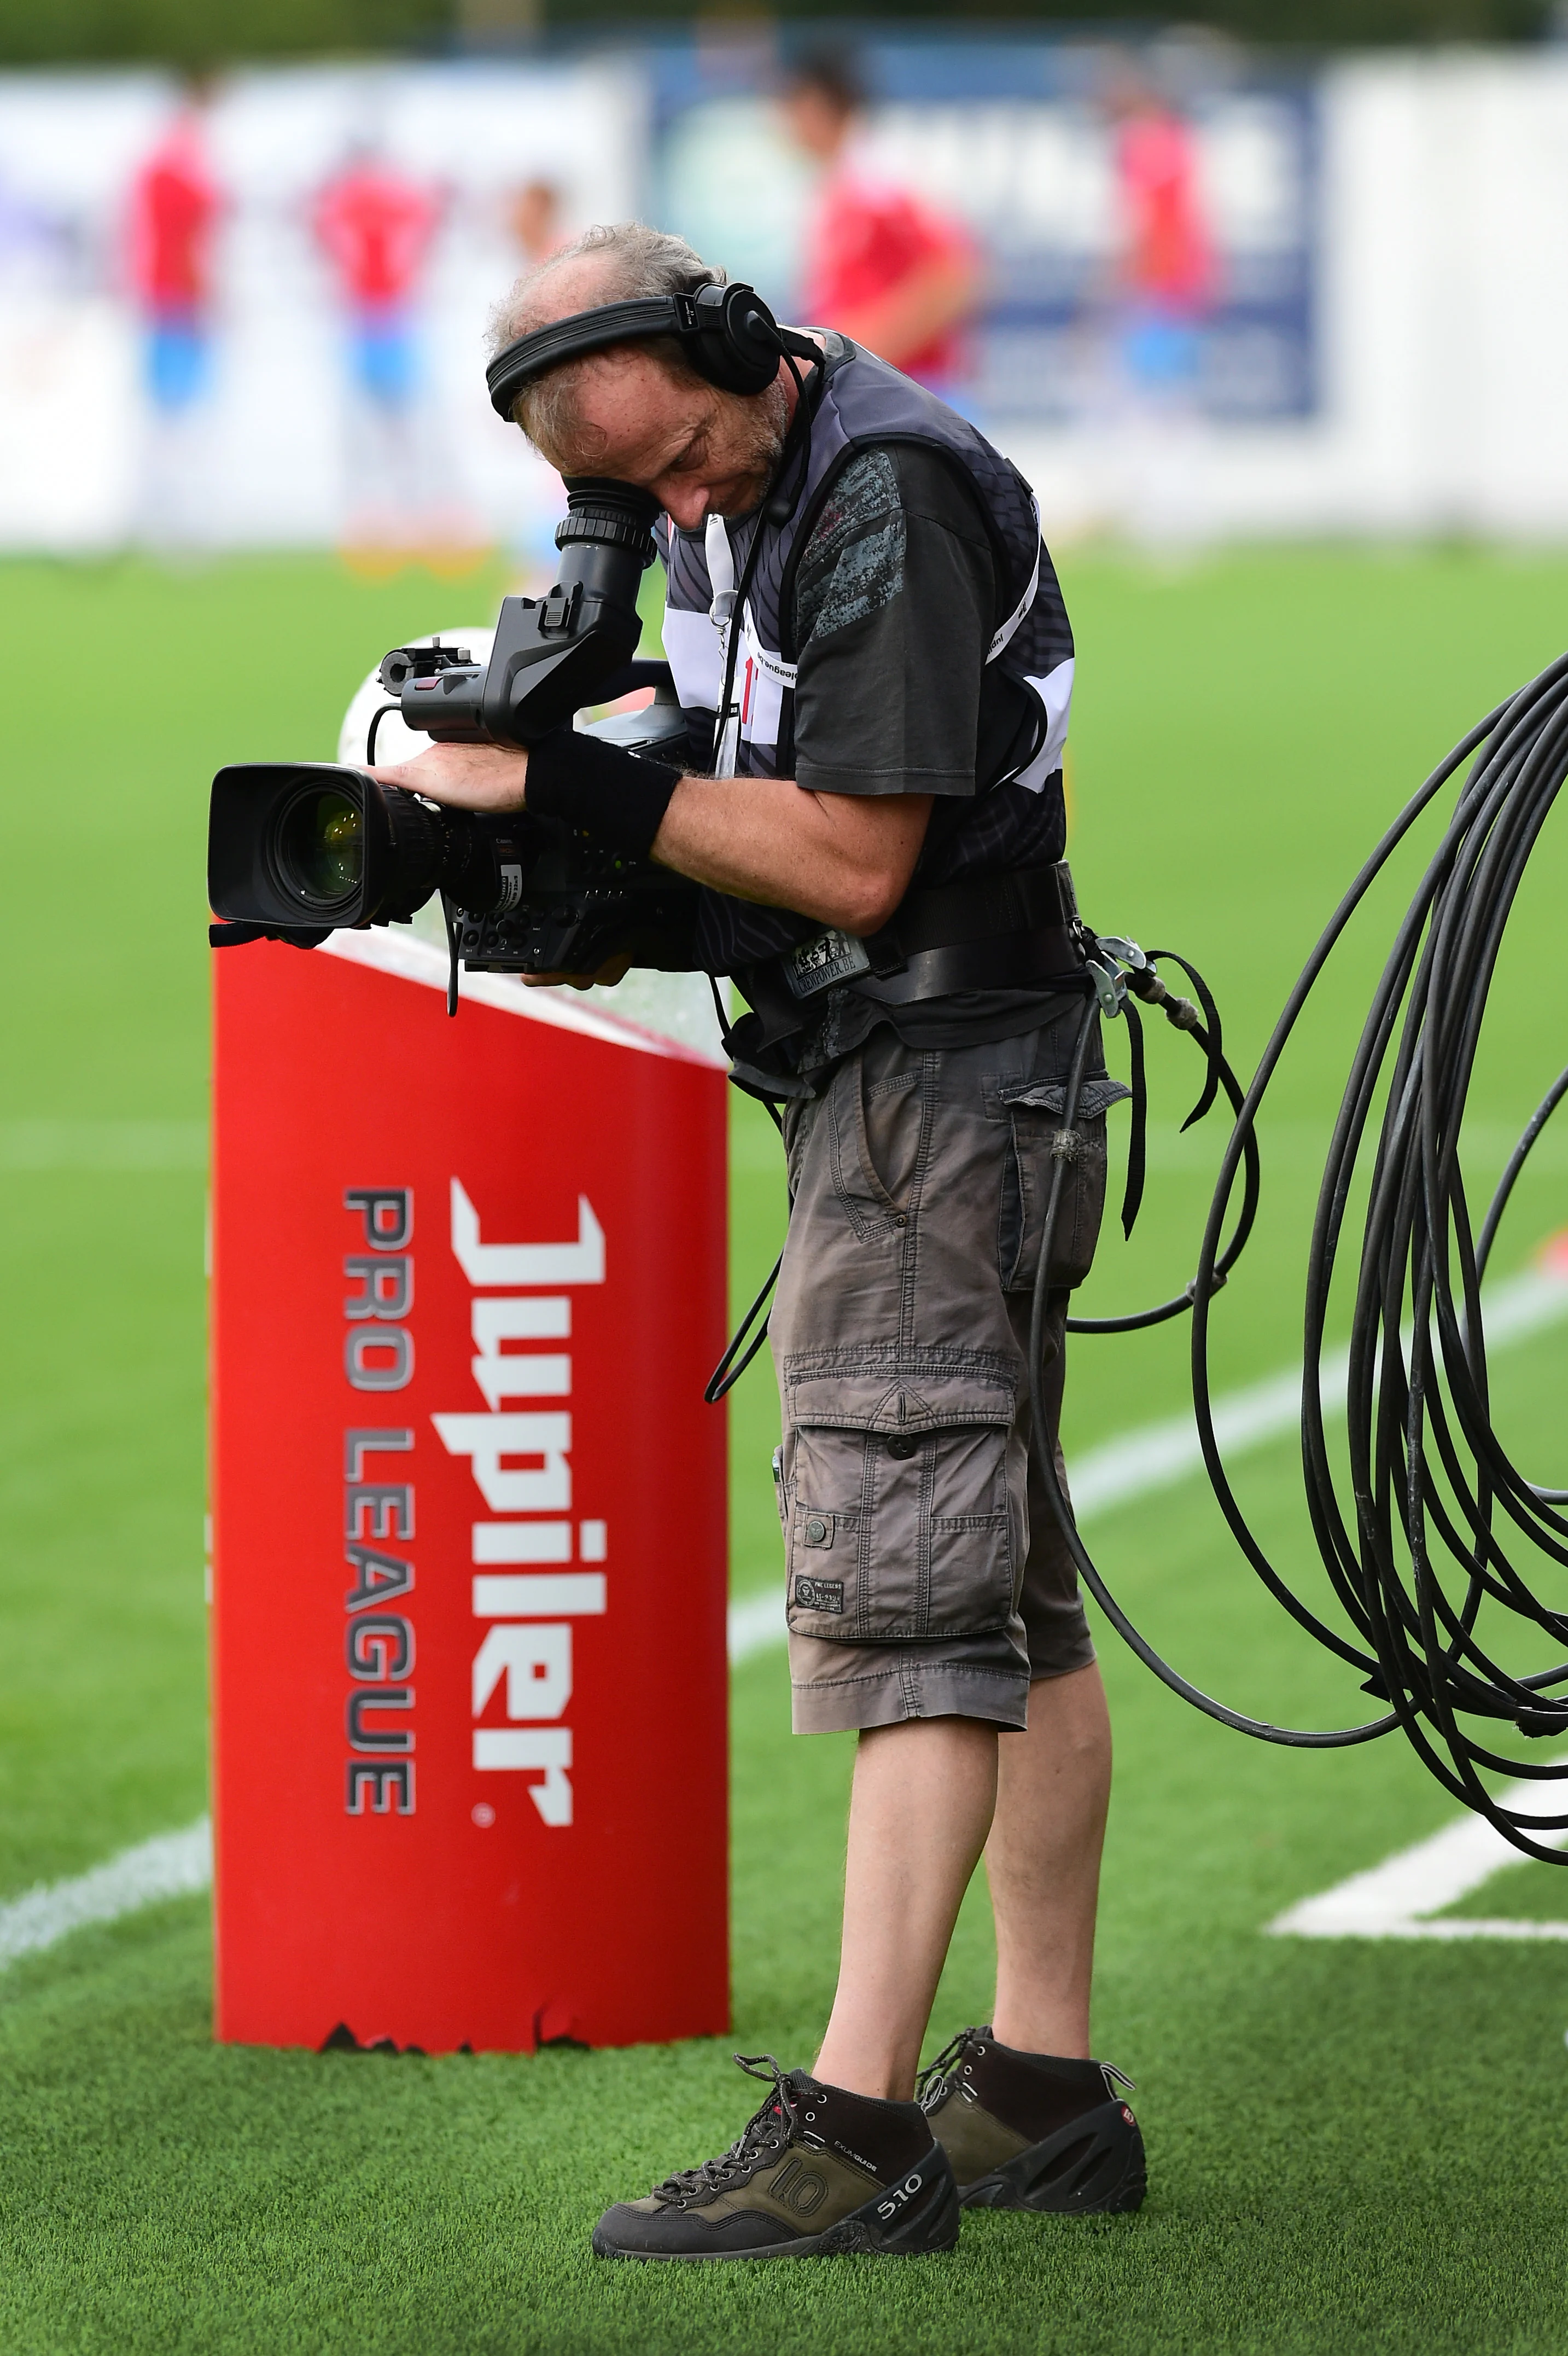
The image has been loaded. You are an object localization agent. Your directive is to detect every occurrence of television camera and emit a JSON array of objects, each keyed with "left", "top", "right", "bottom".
[{"left": 206, "top": 478, "right": 701, "bottom": 993}]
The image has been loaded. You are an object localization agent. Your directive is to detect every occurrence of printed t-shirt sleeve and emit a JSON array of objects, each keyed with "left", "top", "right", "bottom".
[{"left": 790, "top": 444, "right": 994, "bottom": 799}]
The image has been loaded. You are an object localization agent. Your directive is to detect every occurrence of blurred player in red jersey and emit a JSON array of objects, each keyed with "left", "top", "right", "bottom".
[
  {"left": 1108, "top": 68, "right": 1215, "bottom": 400},
  {"left": 1100, "top": 60, "right": 1217, "bottom": 551},
  {"left": 780, "top": 50, "right": 981, "bottom": 400},
  {"left": 314, "top": 148, "right": 441, "bottom": 412},
  {"left": 126, "top": 83, "right": 224, "bottom": 544},
  {"left": 313, "top": 147, "right": 443, "bottom": 546},
  {"left": 128, "top": 87, "right": 221, "bottom": 412}
]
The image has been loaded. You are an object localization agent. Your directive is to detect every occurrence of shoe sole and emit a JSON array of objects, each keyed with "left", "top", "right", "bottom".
[
  {"left": 958, "top": 2101, "right": 1146, "bottom": 2217},
  {"left": 592, "top": 2142, "right": 962, "bottom": 2261}
]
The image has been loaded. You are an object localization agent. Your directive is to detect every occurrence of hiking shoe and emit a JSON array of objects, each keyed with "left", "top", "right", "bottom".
[
  {"left": 919, "top": 2027, "right": 1145, "bottom": 2215},
  {"left": 592, "top": 2052, "right": 961, "bottom": 2261}
]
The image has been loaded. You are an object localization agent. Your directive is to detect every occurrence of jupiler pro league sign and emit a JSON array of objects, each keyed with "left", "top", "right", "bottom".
[{"left": 210, "top": 928, "right": 730, "bottom": 2052}]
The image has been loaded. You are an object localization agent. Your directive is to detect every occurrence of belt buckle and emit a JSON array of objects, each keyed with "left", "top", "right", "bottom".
[{"left": 783, "top": 927, "right": 872, "bottom": 1000}]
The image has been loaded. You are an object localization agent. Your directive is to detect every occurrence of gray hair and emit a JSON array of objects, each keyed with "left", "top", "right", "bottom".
[{"left": 488, "top": 222, "right": 726, "bottom": 458}]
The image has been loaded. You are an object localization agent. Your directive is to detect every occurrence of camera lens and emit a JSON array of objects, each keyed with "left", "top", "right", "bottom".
[{"left": 279, "top": 787, "right": 364, "bottom": 907}]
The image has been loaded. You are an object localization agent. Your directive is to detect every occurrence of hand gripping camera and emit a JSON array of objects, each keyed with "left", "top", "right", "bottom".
[{"left": 206, "top": 478, "right": 701, "bottom": 989}]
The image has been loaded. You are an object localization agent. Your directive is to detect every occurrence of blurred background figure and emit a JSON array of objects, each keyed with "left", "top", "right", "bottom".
[
  {"left": 779, "top": 48, "right": 982, "bottom": 401},
  {"left": 508, "top": 176, "right": 565, "bottom": 268},
  {"left": 1101, "top": 57, "right": 1217, "bottom": 553},
  {"left": 499, "top": 173, "right": 571, "bottom": 589},
  {"left": 313, "top": 143, "right": 443, "bottom": 554},
  {"left": 126, "top": 80, "right": 224, "bottom": 548}
]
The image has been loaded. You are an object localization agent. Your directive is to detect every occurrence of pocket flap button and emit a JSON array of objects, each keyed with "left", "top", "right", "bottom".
[
  {"left": 887, "top": 1434, "right": 919, "bottom": 1460},
  {"left": 805, "top": 1515, "right": 829, "bottom": 1544}
]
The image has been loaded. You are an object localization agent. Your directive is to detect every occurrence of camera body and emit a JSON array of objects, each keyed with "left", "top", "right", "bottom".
[
  {"left": 445, "top": 685, "right": 699, "bottom": 976},
  {"left": 207, "top": 478, "right": 703, "bottom": 979}
]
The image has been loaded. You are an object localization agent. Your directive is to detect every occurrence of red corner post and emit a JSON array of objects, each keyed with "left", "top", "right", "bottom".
[{"left": 210, "top": 930, "right": 730, "bottom": 2052}]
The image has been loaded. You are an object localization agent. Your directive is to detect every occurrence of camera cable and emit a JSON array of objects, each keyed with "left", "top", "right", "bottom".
[
  {"left": 364, "top": 703, "right": 398, "bottom": 767},
  {"left": 1029, "top": 653, "right": 1568, "bottom": 1853}
]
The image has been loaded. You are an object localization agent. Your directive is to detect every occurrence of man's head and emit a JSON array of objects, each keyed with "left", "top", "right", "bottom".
[{"left": 488, "top": 222, "right": 795, "bottom": 530}]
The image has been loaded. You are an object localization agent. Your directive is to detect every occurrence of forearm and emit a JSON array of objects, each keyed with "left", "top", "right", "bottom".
[
  {"left": 651, "top": 774, "right": 930, "bottom": 935},
  {"left": 369, "top": 743, "right": 931, "bottom": 938}
]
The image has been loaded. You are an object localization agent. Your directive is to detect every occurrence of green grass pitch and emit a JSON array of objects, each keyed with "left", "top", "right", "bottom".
[{"left": 1, "top": 544, "right": 1566, "bottom": 2352}]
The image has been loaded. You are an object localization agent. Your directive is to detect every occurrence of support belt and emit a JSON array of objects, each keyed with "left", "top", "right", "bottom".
[{"left": 777, "top": 862, "right": 1090, "bottom": 1008}]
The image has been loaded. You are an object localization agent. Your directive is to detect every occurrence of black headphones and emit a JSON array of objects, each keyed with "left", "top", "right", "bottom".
[{"left": 486, "top": 280, "right": 817, "bottom": 418}]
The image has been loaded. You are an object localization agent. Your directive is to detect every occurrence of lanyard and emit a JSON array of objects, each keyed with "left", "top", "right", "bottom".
[
  {"left": 703, "top": 353, "right": 820, "bottom": 779},
  {"left": 706, "top": 514, "right": 742, "bottom": 779}
]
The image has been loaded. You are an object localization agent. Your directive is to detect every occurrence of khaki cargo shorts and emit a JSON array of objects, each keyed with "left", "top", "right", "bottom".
[{"left": 772, "top": 1010, "right": 1124, "bottom": 1736}]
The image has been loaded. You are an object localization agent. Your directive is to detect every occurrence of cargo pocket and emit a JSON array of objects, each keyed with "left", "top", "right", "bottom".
[
  {"left": 995, "top": 1077, "right": 1128, "bottom": 1295},
  {"left": 781, "top": 1360, "right": 1018, "bottom": 1642}
]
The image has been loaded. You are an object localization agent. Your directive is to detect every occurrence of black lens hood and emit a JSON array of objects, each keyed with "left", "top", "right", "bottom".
[{"left": 208, "top": 763, "right": 447, "bottom": 932}]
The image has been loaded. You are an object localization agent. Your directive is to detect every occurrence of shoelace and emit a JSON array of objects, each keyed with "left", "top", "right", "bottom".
[
  {"left": 916, "top": 2027, "right": 978, "bottom": 2114},
  {"left": 651, "top": 2053, "right": 802, "bottom": 2208},
  {"left": 916, "top": 2028, "right": 1138, "bottom": 2114}
]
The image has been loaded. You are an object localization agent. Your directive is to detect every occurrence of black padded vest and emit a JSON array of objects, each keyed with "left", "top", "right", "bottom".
[{"left": 656, "top": 338, "right": 1075, "bottom": 973}]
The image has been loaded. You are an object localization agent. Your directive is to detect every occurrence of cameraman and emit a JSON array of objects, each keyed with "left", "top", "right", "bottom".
[{"left": 374, "top": 222, "right": 1143, "bottom": 2260}]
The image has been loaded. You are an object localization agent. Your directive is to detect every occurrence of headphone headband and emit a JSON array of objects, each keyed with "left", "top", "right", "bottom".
[{"left": 487, "top": 280, "right": 811, "bottom": 416}]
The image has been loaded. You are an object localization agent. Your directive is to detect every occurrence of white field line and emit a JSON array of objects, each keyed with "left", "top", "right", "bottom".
[
  {"left": 1268, "top": 1764, "right": 1568, "bottom": 1941},
  {"left": 726, "top": 1267, "right": 1568, "bottom": 1667},
  {"left": 726, "top": 1589, "right": 790, "bottom": 1666},
  {"left": 0, "top": 1819, "right": 211, "bottom": 1970},
  {"left": 0, "top": 1119, "right": 207, "bottom": 1171}
]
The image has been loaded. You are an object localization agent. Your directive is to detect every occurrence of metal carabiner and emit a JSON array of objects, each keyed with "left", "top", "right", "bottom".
[
  {"left": 1087, "top": 956, "right": 1125, "bottom": 1020},
  {"left": 1094, "top": 933, "right": 1149, "bottom": 973}
]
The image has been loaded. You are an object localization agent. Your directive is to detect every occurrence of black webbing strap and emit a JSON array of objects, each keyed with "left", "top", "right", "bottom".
[
  {"left": 1120, "top": 993, "right": 1147, "bottom": 1240},
  {"left": 853, "top": 930, "right": 1088, "bottom": 1006},
  {"left": 1142, "top": 948, "right": 1225, "bottom": 1130}
]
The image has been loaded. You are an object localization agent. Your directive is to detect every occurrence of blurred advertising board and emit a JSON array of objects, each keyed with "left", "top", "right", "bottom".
[
  {"left": 654, "top": 36, "right": 1320, "bottom": 429},
  {"left": 8, "top": 43, "right": 1568, "bottom": 547}
]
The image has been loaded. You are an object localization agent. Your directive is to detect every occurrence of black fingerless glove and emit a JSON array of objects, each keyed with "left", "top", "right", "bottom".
[{"left": 524, "top": 729, "right": 682, "bottom": 864}]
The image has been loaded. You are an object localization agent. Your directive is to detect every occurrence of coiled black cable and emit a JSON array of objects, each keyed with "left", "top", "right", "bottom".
[{"left": 1034, "top": 651, "right": 1568, "bottom": 1855}]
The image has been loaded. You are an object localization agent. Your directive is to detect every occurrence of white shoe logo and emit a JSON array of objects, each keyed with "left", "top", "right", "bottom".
[{"left": 876, "top": 2171, "right": 924, "bottom": 2220}]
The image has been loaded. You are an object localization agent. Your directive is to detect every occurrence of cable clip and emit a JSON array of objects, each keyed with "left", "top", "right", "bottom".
[
  {"left": 1083, "top": 934, "right": 1150, "bottom": 1019},
  {"left": 1094, "top": 934, "right": 1149, "bottom": 973},
  {"left": 1087, "top": 956, "right": 1126, "bottom": 1020}
]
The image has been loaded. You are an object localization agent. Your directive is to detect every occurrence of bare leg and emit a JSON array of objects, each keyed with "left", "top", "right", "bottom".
[
  {"left": 814, "top": 1717, "right": 998, "bottom": 2102},
  {"left": 986, "top": 1661, "right": 1112, "bottom": 2058}
]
